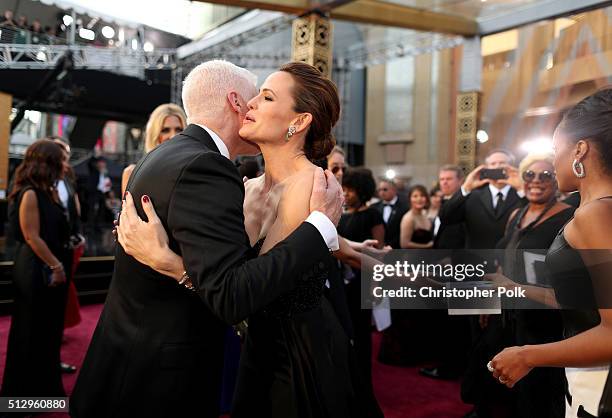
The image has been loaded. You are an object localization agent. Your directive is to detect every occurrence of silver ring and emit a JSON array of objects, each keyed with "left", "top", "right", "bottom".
[
  {"left": 498, "top": 376, "right": 507, "bottom": 384},
  {"left": 486, "top": 361, "right": 495, "bottom": 373}
]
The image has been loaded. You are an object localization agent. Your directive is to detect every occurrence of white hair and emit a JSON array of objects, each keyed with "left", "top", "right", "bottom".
[
  {"left": 518, "top": 151, "right": 555, "bottom": 177},
  {"left": 181, "top": 60, "right": 258, "bottom": 123}
]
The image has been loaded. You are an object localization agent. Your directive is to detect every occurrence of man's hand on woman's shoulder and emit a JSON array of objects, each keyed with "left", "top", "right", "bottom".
[{"left": 309, "top": 168, "right": 344, "bottom": 226}]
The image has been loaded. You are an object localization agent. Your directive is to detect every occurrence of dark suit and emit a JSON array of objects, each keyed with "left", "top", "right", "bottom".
[
  {"left": 439, "top": 185, "right": 524, "bottom": 250},
  {"left": 429, "top": 197, "right": 469, "bottom": 376},
  {"left": 371, "top": 198, "right": 408, "bottom": 249},
  {"left": 70, "top": 125, "right": 332, "bottom": 418}
]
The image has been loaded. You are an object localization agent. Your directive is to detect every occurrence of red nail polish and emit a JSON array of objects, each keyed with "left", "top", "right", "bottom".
[{"left": 143, "top": 195, "right": 150, "bottom": 203}]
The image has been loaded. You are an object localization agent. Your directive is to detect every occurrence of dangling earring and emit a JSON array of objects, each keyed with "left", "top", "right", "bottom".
[
  {"left": 572, "top": 159, "right": 586, "bottom": 178},
  {"left": 285, "top": 125, "right": 296, "bottom": 141}
]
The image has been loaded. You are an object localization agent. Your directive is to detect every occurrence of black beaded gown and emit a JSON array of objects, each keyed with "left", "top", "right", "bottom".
[
  {"left": 231, "top": 238, "right": 383, "bottom": 418},
  {"left": 1, "top": 186, "right": 71, "bottom": 397}
]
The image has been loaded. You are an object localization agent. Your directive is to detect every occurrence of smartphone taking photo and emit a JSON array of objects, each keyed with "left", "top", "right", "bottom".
[{"left": 479, "top": 168, "right": 507, "bottom": 180}]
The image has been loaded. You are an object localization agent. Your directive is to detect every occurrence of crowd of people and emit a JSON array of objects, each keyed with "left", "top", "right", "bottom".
[
  {"left": 0, "top": 59, "right": 611, "bottom": 418},
  {"left": 1, "top": 9, "right": 58, "bottom": 43}
]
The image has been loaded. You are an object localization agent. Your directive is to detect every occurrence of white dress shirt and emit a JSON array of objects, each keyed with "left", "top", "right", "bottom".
[
  {"left": 382, "top": 195, "right": 398, "bottom": 224},
  {"left": 57, "top": 179, "right": 69, "bottom": 209},
  {"left": 460, "top": 183, "right": 513, "bottom": 208},
  {"left": 195, "top": 123, "right": 339, "bottom": 251},
  {"left": 488, "top": 184, "right": 511, "bottom": 208}
]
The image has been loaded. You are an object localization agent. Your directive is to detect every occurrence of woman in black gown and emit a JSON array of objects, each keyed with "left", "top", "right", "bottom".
[
  {"left": 379, "top": 185, "right": 434, "bottom": 365},
  {"left": 1, "top": 140, "right": 71, "bottom": 397},
  {"left": 337, "top": 168, "right": 384, "bottom": 389},
  {"left": 494, "top": 152, "right": 574, "bottom": 417},
  {"left": 489, "top": 89, "right": 612, "bottom": 417}
]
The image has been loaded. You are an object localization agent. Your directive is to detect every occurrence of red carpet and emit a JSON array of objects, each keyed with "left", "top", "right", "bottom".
[{"left": 0, "top": 304, "right": 471, "bottom": 417}]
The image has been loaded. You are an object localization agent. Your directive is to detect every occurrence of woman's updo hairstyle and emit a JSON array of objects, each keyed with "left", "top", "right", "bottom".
[
  {"left": 279, "top": 62, "right": 340, "bottom": 160},
  {"left": 557, "top": 88, "right": 612, "bottom": 173}
]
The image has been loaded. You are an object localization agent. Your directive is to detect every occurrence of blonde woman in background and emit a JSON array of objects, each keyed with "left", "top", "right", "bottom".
[{"left": 121, "top": 103, "right": 187, "bottom": 195}]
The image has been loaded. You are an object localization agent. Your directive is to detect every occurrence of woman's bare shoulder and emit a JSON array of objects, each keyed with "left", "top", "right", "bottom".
[
  {"left": 284, "top": 165, "right": 317, "bottom": 190},
  {"left": 21, "top": 188, "right": 37, "bottom": 201},
  {"left": 401, "top": 210, "right": 415, "bottom": 222},
  {"left": 278, "top": 166, "right": 317, "bottom": 214},
  {"left": 568, "top": 198, "right": 612, "bottom": 248}
]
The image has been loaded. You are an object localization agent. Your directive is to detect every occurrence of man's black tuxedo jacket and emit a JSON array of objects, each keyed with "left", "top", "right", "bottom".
[
  {"left": 371, "top": 198, "right": 408, "bottom": 249},
  {"left": 438, "top": 185, "right": 524, "bottom": 249},
  {"left": 434, "top": 198, "right": 466, "bottom": 250},
  {"left": 70, "top": 125, "right": 331, "bottom": 418}
]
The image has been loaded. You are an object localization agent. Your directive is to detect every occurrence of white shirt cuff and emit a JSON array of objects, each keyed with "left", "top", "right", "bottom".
[
  {"left": 461, "top": 186, "right": 471, "bottom": 197},
  {"left": 305, "top": 211, "right": 339, "bottom": 251}
]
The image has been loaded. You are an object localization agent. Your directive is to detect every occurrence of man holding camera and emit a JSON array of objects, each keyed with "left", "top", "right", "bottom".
[
  {"left": 438, "top": 149, "right": 525, "bottom": 418},
  {"left": 439, "top": 149, "right": 524, "bottom": 250}
]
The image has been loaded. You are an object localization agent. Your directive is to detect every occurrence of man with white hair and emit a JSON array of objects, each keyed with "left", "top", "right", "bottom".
[{"left": 70, "top": 61, "right": 343, "bottom": 418}]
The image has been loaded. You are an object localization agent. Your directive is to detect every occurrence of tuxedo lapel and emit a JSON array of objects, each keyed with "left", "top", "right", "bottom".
[{"left": 388, "top": 206, "right": 397, "bottom": 224}]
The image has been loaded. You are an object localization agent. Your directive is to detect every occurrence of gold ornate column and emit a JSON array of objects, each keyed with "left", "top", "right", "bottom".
[
  {"left": 455, "top": 91, "right": 480, "bottom": 175},
  {"left": 0, "top": 92, "right": 11, "bottom": 198},
  {"left": 291, "top": 13, "right": 333, "bottom": 77}
]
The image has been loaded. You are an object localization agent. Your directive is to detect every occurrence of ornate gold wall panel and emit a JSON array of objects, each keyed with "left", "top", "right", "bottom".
[
  {"left": 455, "top": 91, "right": 480, "bottom": 175},
  {"left": 291, "top": 13, "right": 333, "bottom": 77}
]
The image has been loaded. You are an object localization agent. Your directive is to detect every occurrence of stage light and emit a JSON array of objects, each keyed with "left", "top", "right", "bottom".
[
  {"left": 36, "top": 51, "right": 46, "bottom": 61},
  {"left": 476, "top": 129, "right": 489, "bottom": 143},
  {"left": 385, "top": 169, "right": 396, "bottom": 180},
  {"left": 101, "top": 26, "right": 115, "bottom": 39},
  {"left": 79, "top": 28, "right": 95, "bottom": 41},
  {"left": 143, "top": 41, "right": 154, "bottom": 52},
  {"left": 521, "top": 137, "right": 553, "bottom": 153},
  {"left": 63, "top": 15, "right": 73, "bottom": 26}
]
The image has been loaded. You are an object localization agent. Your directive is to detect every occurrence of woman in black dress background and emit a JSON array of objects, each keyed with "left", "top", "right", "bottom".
[
  {"left": 379, "top": 185, "right": 435, "bottom": 366},
  {"left": 494, "top": 152, "right": 574, "bottom": 417},
  {"left": 1, "top": 139, "right": 71, "bottom": 397},
  {"left": 489, "top": 89, "right": 612, "bottom": 417},
  {"left": 337, "top": 168, "right": 384, "bottom": 392},
  {"left": 400, "top": 185, "right": 434, "bottom": 249}
]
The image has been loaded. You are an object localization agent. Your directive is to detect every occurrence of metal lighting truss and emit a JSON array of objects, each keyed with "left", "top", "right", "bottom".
[{"left": 0, "top": 43, "right": 177, "bottom": 79}]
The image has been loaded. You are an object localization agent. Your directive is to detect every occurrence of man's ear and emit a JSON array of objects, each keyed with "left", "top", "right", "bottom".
[
  {"left": 227, "top": 92, "right": 242, "bottom": 113},
  {"left": 291, "top": 113, "right": 313, "bottom": 135}
]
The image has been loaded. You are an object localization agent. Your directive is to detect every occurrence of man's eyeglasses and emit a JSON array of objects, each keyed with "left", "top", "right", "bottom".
[
  {"left": 522, "top": 170, "right": 555, "bottom": 183},
  {"left": 331, "top": 166, "right": 346, "bottom": 175}
]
